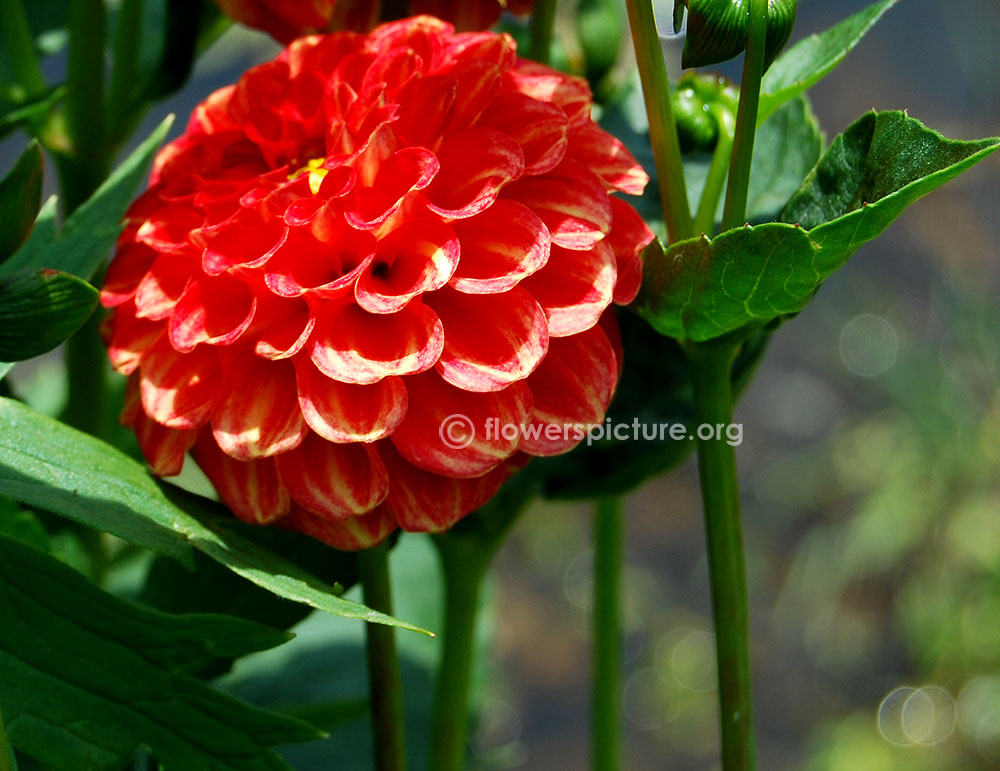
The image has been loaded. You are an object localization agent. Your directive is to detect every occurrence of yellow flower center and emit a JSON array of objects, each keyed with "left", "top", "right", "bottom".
[{"left": 289, "top": 157, "right": 329, "bottom": 195}]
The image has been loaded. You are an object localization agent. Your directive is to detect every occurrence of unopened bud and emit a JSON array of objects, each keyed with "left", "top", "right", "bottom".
[
  {"left": 673, "top": 0, "right": 796, "bottom": 70},
  {"left": 672, "top": 72, "right": 738, "bottom": 152}
]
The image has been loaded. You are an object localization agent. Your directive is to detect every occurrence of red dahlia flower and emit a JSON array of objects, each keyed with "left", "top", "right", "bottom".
[{"left": 101, "top": 17, "right": 654, "bottom": 549}]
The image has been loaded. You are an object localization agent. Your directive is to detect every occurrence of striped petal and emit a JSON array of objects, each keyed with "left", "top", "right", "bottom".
[
  {"left": 309, "top": 301, "right": 444, "bottom": 384},
  {"left": 253, "top": 298, "right": 316, "bottom": 360},
  {"left": 608, "top": 197, "right": 655, "bottom": 305},
  {"left": 139, "top": 336, "right": 221, "bottom": 429},
  {"left": 355, "top": 219, "right": 459, "bottom": 314},
  {"left": 193, "top": 434, "right": 290, "bottom": 524},
  {"left": 264, "top": 223, "right": 375, "bottom": 299},
  {"left": 211, "top": 358, "right": 307, "bottom": 460},
  {"left": 426, "top": 127, "right": 525, "bottom": 219},
  {"left": 428, "top": 286, "right": 548, "bottom": 392},
  {"left": 479, "top": 92, "right": 569, "bottom": 176},
  {"left": 567, "top": 123, "right": 649, "bottom": 195},
  {"left": 193, "top": 207, "right": 287, "bottom": 276},
  {"left": 389, "top": 372, "right": 532, "bottom": 478},
  {"left": 106, "top": 304, "right": 164, "bottom": 375},
  {"left": 502, "top": 160, "right": 612, "bottom": 250},
  {"left": 133, "top": 253, "right": 193, "bottom": 320},
  {"left": 295, "top": 358, "right": 407, "bottom": 443},
  {"left": 521, "top": 240, "right": 615, "bottom": 337},
  {"left": 502, "top": 62, "right": 592, "bottom": 127},
  {"left": 276, "top": 432, "right": 389, "bottom": 519},
  {"left": 448, "top": 200, "right": 550, "bottom": 294},
  {"left": 168, "top": 274, "right": 256, "bottom": 353},
  {"left": 381, "top": 442, "right": 511, "bottom": 532},
  {"left": 520, "top": 325, "right": 618, "bottom": 456},
  {"left": 102, "top": 242, "right": 157, "bottom": 308},
  {"left": 132, "top": 410, "right": 197, "bottom": 476},
  {"left": 285, "top": 503, "right": 396, "bottom": 550},
  {"left": 346, "top": 146, "right": 439, "bottom": 230}
]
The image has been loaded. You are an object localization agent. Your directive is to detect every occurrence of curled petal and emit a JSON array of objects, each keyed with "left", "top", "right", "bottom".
[
  {"left": 521, "top": 240, "right": 615, "bottom": 337},
  {"left": 381, "top": 442, "right": 511, "bottom": 532},
  {"left": 608, "top": 197, "right": 655, "bottom": 305},
  {"left": 296, "top": 359, "right": 407, "bottom": 443},
  {"left": 479, "top": 92, "right": 569, "bottom": 176},
  {"left": 106, "top": 304, "right": 164, "bottom": 375},
  {"left": 193, "top": 207, "right": 286, "bottom": 275},
  {"left": 140, "top": 337, "right": 222, "bottom": 429},
  {"left": 390, "top": 371, "right": 532, "bottom": 478},
  {"left": 212, "top": 357, "right": 307, "bottom": 460},
  {"left": 503, "top": 160, "right": 612, "bottom": 250},
  {"left": 347, "top": 146, "right": 438, "bottom": 229},
  {"left": 567, "top": 123, "right": 649, "bottom": 195},
  {"left": 136, "top": 205, "right": 204, "bottom": 253},
  {"left": 355, "top": 218, "right": 459, "bottom": 313},
  {"left": 449, "top": 201, "right": 550, "bottom": 294},
  {"left": 169, "top": 275, "right": 257, "bottom": 352},
  {"left": 264, "top": 224, "right": 376, "bottom": 298},
  {"left": 520, "top": 325, "right": 618, "bottom": 456},
  {"left": 285, "top": 503, "right": 396, "bottom": 550},
  {"left": 428, "top": 286, "right": 548, "bottom": 392},
  {"left": 426, "top": 127, "right": 524, "bottom": 219},
  {"left": 310, "top": 301, "right": 444, "bottom": 384},
  {"left": 253, "top": 299, "right": 316, "bottom": 360},
  {"left": 134, "top": 253, "right": 195, "bottom": 321},
  {"left": 102, "top": 242, "right": 157, "bottom": 308},
  {"left": 132, "top": 410, "right": 197, "bottom": 476},
  {"left": 393, "top": 74, "right": 457, "bottom": 147},
  {"left": 502, "top": 61, "right": 593, "bottom": 126},
  {"left": 193, "top": 433, "right": 290, "bottom": 524},
  {"left": 276, "top": 432, "right": 389, "bottom": 519}
]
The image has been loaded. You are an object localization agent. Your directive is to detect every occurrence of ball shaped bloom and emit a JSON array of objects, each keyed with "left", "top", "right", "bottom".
[{"left": 101, "top": 17, "right": 654, "bottom": 550}]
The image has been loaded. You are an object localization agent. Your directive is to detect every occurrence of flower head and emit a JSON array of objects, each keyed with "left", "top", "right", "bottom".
[{"left": 102, "top": 17, "right": 653, "bottom": 549}]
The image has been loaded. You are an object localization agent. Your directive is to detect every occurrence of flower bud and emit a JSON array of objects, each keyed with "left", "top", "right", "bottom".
[
  {"left": 673, "top": 0, "right": 797, "bottom": 71},
  {"left": 672, "top": 72, "right": 738, "bottom": 152}
]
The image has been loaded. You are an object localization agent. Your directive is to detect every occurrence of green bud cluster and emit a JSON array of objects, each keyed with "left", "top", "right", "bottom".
[{"left": 673, "top": 0, "right": 797, "bottom": 70}]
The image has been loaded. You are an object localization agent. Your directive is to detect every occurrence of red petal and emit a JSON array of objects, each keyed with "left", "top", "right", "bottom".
[
  {"left": 253, "top": 299, "right": 316, "bottom": 360},
  {"left": 346, "top": 146, "right": 438, "bottom": 230},
  {"left": 276, "top": 432, "right": 389, "bottom": 519},
  {"left": 193, "top": 434, "right": 290, "bottom": 524},
  {"left": 168, "top": 275, "right": 256, "bottom": 353},
  {"left": 428, "top": 286, "right": 548, "bottom": 392},
  {"left": 309, "top": 301, "right": 444, "bottom": 384},
  {"left": 193, "top": 207, "right": 286, "bottom": 275},
  {"left": 449, "top": 200, "right": 550, "bottom": 294},
  {"left": 106, "top": 305, "right": 164, "bottom": 375},
  {"left": 102, "top": 242, "right": 157, "bottom": 308},
  {"left": 567, "top": 123, "right": 649, "bottom": 195},
  {"left": 426, "top": 127, "right": 524, "bottom": 219},
  {"left": 520, "top": 240, "right": 615, "bottom": 337},
  {"left": 285, "top": 503, "right": 396, "bottom": 550},
  {"left": 393, "top": 74, "right": 457, "bottom": 147},
  {"left": 296, "top": 359, "right": 407, "bottom": 443},
  {"left": 380, "top": 442, "right": 510, "bottom": 532},
  {"left": 444, "top": 61, "right": 502, "bottom": 132},
  {"left": 608, "top": 197, "right": 655, "bottom": 305},
  {"left": 355, "top": 218, "right": 459, "bottom": 313},
  {"left": 139, "top": 336, "right": 221, "bottom": 429},
  {"left": 132, "top": 410, "right": 196, "bottom": 476},
  {"left": 503, "top": 62, "right": 593, "bottom": 127},
  {"left": 133, "top": 253, "right": 194, "bottom": 320},
  {"left": 211, "top": 357, "right": 307, "bottom": 460},
  {"left": 520, "top": 325, "right": 618, "bottom": 456},
  {"left": 136, "top": 204, "right": 204, "bottom": 253},
  {"left": 479, "top": 92, "right": 569, "bottom": 176},
  {"left": 389, "top": 372, "right": 532, "bottom": 478},
  {"left": 503, "top": 160, "right": 612, "bottom": 250},
  {"left": 264, "top": 223, "right": 376, "bottom": 298}
]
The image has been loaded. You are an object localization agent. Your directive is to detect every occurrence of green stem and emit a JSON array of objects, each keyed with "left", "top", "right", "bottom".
[
  {"left": 694, "top": 105, "right": 736, "bottom": 237},
  {"left": 720, "top": 0, "right": 768, "bottom": 232},
  {"left": 684, "top": 341, "right": 755, "bottom": 771},
  {"left": 108, "top": 0, "right": 144, "bottom": 128},
  {"left": 592, "top": 497, "right": 623, "bottom": 771},
  {"left": 0, "top": 699, "right": 12, "bottom": 771},
  {"left": 66, "top": 0, "right": 107, "bottom": 163},
  {"left": 0, "top": 0, "right": 47, "bottom": 100},
  {"left": 358, "top": 542, "right": 408, "bottom": 771},
  {"left": 625, "top": 0, "right": 693, "bottom": 243},
  {"left": 528, "top": 0, "right": 558, "bottom": 66}
]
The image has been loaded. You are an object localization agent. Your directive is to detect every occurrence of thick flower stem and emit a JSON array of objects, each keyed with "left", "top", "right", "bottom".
[
  {"left": 0, "top": 0, "right": 47, "bottom": 100},
  {"left": 625, "top": 0, "right": 693, "bottom": 243},
  {"left": 685, "top": 340, "right": 755, "bottom": 771},
  {"left": 592, "top": 496, "right": 624, "bottom": 771},
  {"left": 358, "top": 542, "right": 408, "bottom": 771},
  {"left": 108, "top": 0, "right": 144, "bottom": 128},
  {"left": 720, "top": 0, "right": 768, "bottom": 232},
  {"left": 529, "top": 0, "right": 559, "bottom": 66}
]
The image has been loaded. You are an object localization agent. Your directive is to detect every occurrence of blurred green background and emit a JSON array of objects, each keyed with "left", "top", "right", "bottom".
[{"left": 2, "top": 0, "right": 999, "bottom": 769}]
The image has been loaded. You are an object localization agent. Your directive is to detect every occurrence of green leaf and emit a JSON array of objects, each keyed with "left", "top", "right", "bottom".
[
  {"left": 0, "top": 397, "right": 429, "bottom": 634},
  {"left": 759, "top": 0, "right": 898, "bottom": 125},
  {"left": 0, "top": 532, "right": 321, "bottom": 771},
  {"left": 780, "top": 111, "right": 1000, "bottom": 259},
  {"left": 0, "top": 87, "right": 66, "bottom": 139},
  {"left": 0, "top": 268, "right": 98, "bottom": 361},
  {"left": 641, "top": 112, "right": 1000, "bottom": 342},
  {"left": 0, "top": 142, "right": 43, "bottom": 262},
  {"left": 0, "top": 116, "right": 173, "bottom": 280},
  {"left": 685, "top": 94, "right": 823, "bottom": 230}
]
